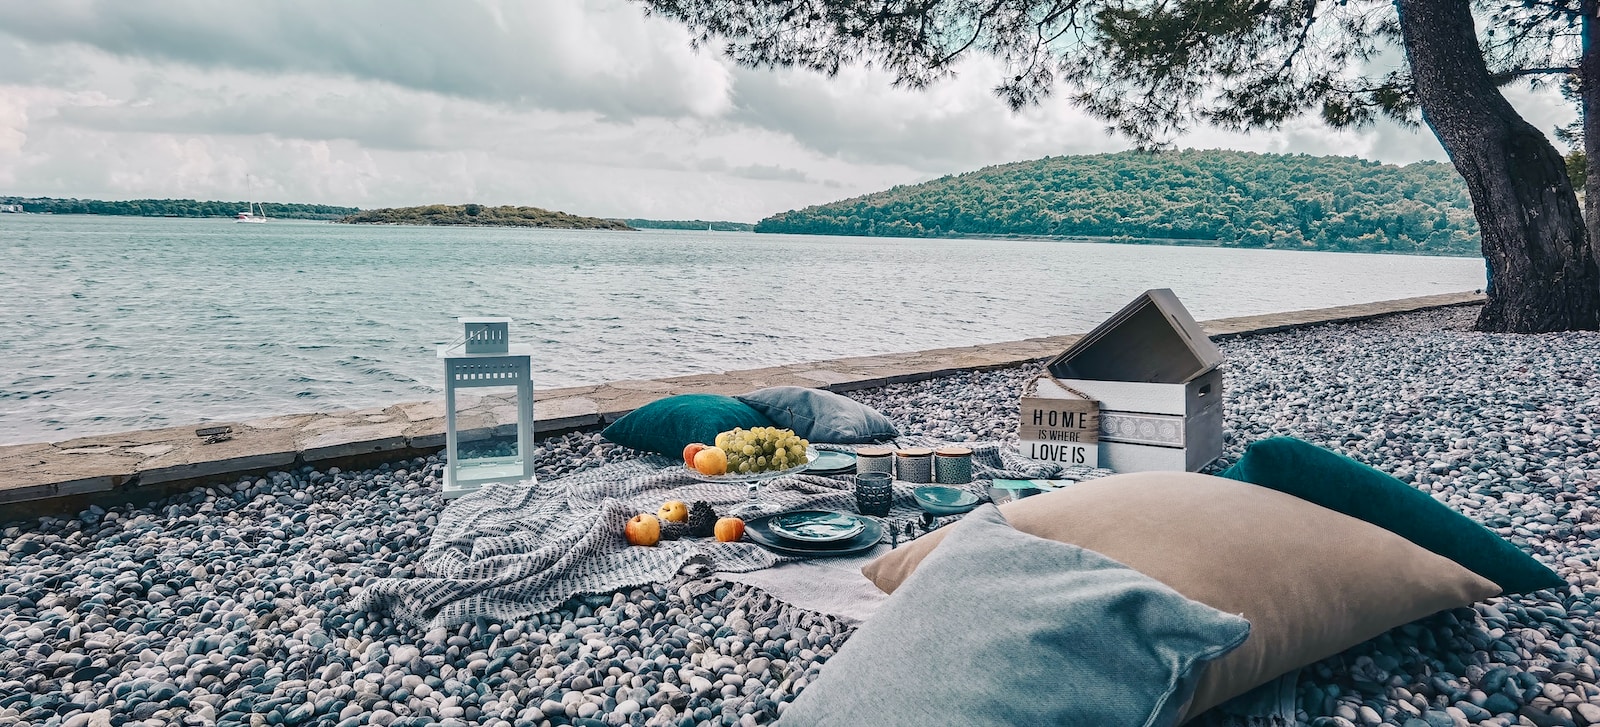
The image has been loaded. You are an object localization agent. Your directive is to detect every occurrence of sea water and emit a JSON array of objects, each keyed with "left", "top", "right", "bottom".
[{"left": 0, "top": 215, "right": 1484, "bottom": 444}]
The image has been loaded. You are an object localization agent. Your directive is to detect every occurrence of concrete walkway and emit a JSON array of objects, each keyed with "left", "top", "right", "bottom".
[{"left": 0, "top": 291, "right": 1484, "bottom": 514}]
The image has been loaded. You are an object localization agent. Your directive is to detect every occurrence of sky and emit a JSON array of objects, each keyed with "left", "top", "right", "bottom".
[{"left": 0, "top": 0, "right": 1577, "bottom": 222}]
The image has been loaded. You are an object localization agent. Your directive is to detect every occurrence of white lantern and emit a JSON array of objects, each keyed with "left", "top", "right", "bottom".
[{"left": 438, "top": 317, "right": 535, "bottom": 498}]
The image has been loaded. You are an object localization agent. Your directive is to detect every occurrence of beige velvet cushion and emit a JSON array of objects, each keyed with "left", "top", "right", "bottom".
[{"left": 861, "top": 472, "right": 1500, "bottom": 719}]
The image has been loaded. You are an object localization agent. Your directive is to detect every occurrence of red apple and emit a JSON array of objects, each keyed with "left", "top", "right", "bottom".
[{"left": 625, "top": 514, "right": 661, "bottom": 546}]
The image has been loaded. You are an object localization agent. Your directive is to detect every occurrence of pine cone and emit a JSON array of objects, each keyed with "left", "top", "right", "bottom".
[
  {"left": 687, "top": 501, "right": 718, "bottom": 537},
  {"left": 660, "top": 521, "right": 687, "bottom": 541}
]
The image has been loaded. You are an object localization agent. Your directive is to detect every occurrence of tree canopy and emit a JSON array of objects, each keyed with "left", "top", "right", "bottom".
[
  {"left": 337, "top": 205, "right": 633, "bottom": 230},
  {"left": 756, "top": 149, "right": 1480, "bottom": 254},
  {"left": 0, "top": 196, "right": 357, "bottom": 220},
  {"left": 640, "top": 0, "right": 1579, "bottom": 146}
]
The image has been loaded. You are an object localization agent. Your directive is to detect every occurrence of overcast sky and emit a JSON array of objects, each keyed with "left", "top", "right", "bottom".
[{"left": 0, "top": 0, "right": 1576, "bottom": 222}]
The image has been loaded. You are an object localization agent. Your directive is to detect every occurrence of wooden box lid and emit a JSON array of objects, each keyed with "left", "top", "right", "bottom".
[{"left": 1045, "top": 289, "right": 1222, "bottom": 384}]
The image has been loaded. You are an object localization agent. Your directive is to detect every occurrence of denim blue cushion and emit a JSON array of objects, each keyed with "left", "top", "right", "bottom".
[
  {"left": 777, "top": 504, "right": 1250, "bottom": 727},
  {"left": 735, "top": 387, "right": 898, "bottom": 444}
]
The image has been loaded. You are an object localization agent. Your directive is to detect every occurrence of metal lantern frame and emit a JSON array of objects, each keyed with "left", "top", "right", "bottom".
[{"left": 438, "top": 317, "right": 536, "bottom": 498}]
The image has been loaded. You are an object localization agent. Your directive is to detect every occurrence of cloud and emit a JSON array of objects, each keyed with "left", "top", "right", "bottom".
[
  {"left": 0, "top": 0, "right": 1574, "bottom": 221},
  {"left": 728, "top": 163, "right": 810, "bottom": 183},
  {"left": 0, "top": 0, "right": 733, "bottom": 119}
]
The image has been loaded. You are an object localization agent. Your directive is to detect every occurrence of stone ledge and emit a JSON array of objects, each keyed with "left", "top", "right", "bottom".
[{"left": 0, "top": 291, "right": 1484, "bottom": 514}]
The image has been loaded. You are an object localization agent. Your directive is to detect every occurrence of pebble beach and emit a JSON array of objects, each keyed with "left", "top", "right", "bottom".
[{"left": 2, "top": 304, "right": 1599, "bottom": 727}]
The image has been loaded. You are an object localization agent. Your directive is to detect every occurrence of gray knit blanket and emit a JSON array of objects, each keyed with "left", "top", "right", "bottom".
[{"left": 353, "top": 439, "right": 1108, "bottom": 628}]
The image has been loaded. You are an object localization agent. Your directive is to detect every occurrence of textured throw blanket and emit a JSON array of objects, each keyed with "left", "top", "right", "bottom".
[{"left": 353, "top": 439, "right": 1104, "bottom": 628}]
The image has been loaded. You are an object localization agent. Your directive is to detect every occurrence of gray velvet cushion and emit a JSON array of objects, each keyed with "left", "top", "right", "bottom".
[
  {"left": 735, "top": 386, "right": 898, "bottom": 444},
  {"left": 776, "top": 504, "right": 1251, "bottom": 727}
]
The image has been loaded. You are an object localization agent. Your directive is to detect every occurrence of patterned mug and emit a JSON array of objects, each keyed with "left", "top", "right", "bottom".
[{"left": 934, "top": 446, "right": 974, "bottom": 485}]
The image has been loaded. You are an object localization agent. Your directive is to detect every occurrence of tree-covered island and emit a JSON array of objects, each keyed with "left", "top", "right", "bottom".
[
  {"left": 336, "top": 204, "right": 633, "bottom": 229},
  {"left": 0, "top": 196, "right": 357, "bottom": 219},
  {"left": 756, "top": 150, "right": 1481, "bottom": 255}
]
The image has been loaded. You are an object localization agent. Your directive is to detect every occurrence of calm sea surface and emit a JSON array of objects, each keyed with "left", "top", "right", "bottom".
[{"left": 0, "top": 215, "right": 1484, "bottom": 444}]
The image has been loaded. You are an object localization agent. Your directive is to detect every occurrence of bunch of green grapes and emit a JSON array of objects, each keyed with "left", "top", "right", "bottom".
[{"left": 715, "top": 427, "right": 810, "bottom": 474}]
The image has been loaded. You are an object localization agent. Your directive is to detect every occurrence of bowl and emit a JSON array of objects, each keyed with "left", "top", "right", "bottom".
[{"left": 913, "top": 486, "right": 980, "bottom": 516}]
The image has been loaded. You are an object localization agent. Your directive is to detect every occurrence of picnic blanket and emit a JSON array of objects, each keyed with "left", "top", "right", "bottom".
[{"left": 352, "top": 439, "right": 1104, "bottom": 628}]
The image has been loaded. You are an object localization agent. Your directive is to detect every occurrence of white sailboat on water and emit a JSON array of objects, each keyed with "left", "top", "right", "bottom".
[{"left": 236, "top": 175, "right": 268, "bottom": 223}]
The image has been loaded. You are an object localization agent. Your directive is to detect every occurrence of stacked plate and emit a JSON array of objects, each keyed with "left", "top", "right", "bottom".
[
  {"left": 803, "top": 450, "right": 857, "bottom": 477},
  {"left": 745, "top": 510, "right": 883, "bottom": 557}
]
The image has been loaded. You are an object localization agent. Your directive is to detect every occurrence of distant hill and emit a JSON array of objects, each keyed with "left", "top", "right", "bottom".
[
  {"left": 622, "top": 219, "right": 755, "bottom": 232},
  {"left": 755, "top": 150, "right": 1481, "bottom": 255},
  {"left": 338, "top": 204, "right": 633, "bottom": 230},
  {"left": 0, "top": 196, "right": 357, "bottom": 220}
]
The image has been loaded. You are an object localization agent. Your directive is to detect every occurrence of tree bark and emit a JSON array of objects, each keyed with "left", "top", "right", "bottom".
[
  {"left": 1396, "top": 0, "right": 1600, "bottom": 332},
  {"left": 1584, "top": 0, "right": 1600, "bottom": 270}
]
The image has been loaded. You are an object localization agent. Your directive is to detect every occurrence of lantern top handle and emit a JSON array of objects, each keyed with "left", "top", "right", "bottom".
[{"left": 452, "top": 316, "right": 513, "bottom": 355}]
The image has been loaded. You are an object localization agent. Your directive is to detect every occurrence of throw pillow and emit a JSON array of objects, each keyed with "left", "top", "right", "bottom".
[
  {"left": 736, "top": 386, "right": 899, "bottom": 444},
  {"left": 778, "top": 504, "right": 1251, "bottom": 727},
  {"left": 859, "top": 472, "right": 1500, "bottom": 720},
  {"left": 1219, "top": 436, "right": 1563, "bottom": 594},
  {"left": 600, "top": 394, "right": 773, "bottom": 455}
]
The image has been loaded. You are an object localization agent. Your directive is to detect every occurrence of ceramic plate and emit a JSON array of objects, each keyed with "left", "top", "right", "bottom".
[
  {"left": 768, "top": 510, "right": 867, "bottom": 543},
  {"left": 683, "top": 446, "right": 819, "bottom": 484},
  {"left": 805, "top": 450, "right": 857, "bottom": 474},
  {"left": 745, "top": 515, "right": 883, "bottom": 558},
  {"left": 913, "top": 486, "right": 981, "bottom": 516}
]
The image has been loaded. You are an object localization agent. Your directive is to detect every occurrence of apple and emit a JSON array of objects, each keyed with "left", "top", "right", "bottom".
[
  {"left": 624, "top": 513, "right": 661, "bottom": 547},
  {"left": 658, "top": 500, "right": 688, "bottom": 523},
  {"left": 693, "top": 447, "right": 728, "bottom": 476},
  {"left": 683, "top": 443, "right": 708, "bottom": 467},
  {"left": 714, "top": 517, "right": 746, "bottom": 543}
]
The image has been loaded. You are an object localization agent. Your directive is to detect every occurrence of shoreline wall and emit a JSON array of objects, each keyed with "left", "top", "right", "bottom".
[{"left": 0, "top": 292, "right": 1484, "bottom": 517}]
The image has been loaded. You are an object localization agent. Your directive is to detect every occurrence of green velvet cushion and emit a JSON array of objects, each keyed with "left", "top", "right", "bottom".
[
  {"left": 1219, "top": 436, "right": 1563, "bottom": 595},
  {"left": 600, "top": 394, "right": 774, "bottom": 455}
]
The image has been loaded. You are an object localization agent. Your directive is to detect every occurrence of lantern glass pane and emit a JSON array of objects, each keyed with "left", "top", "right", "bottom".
[{"left": 450, "top": 383, "right": 526, "bottom": 484}]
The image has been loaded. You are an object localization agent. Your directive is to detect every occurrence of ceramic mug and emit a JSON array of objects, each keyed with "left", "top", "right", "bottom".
[
  {"left": 934, "top": 446, "right": 974, "bottom": 485},
  {"left": 856, "top": 447, "right": 894, "bottom": 476},
  {"left": 894, "top": 447, "right": 934, "bottom": 484}
]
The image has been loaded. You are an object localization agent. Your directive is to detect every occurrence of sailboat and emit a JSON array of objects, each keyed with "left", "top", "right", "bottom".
[{"left": 236, "top": 175, "right": 268, "bottom": 223}]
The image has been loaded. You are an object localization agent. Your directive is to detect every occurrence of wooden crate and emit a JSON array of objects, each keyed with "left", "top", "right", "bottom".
[{"left": 1042, "top": 288, "right": 1225, "bottom": 473}]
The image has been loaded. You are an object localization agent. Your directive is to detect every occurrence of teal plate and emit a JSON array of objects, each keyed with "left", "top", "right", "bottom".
[
  {"left": 805, "top": 450, "right": 857, "bottom": 474},
  {"left": 746, "top": 515, "right": 883, "bottom": 558},
  {"left": 768, "top": 510, "right": 867, "bottom": 543},
  {"left": 913, "top": 486, "right": 981, "bottom": 516}
]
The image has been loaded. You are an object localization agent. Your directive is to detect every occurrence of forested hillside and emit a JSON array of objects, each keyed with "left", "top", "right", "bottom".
[
  {"left": 756, "top": 150, "right": 1481, "bottom": 255},
  {"left": 0, "top": 196, "right": 356, "bottom": 219},
  {"left": 338, "top": 205, "right": 632, "bottom": 230}
]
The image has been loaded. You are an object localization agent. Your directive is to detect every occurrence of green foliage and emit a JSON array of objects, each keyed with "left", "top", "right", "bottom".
[
  {"left": 639, "top": 0, "right": 1577, "bottom": 147},
  {"left": 338, "top": 205, "right": 633, "bottom": 230},
  {"left": 0, "top": 196, "right": 357, "bottom": 219},
  {"left": 1569, "top": 152, "right": 1587, "bottom": 195},
  {"left": 622, "top": 219, "right": 756, "bottom": 232},
  {"left": 754, "top": 150, "right": 1480, "bottom": 255}
]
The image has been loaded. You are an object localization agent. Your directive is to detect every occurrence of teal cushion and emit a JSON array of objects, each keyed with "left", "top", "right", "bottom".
[
  {"left": 1219, "top": 436, "right": 1563, "bottom": 595},
  {"left": 735, "top": 386, "right": 899, "bottom": 444},
  {"left": 776, "top": 504, "right": 1250, "bottom": 727},
  {"left": 600, "top": 394, "right": 773, "bottom": 455}
]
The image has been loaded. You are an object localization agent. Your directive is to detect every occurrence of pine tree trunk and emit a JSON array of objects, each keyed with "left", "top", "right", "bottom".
[
  {"left": 1584, "top": 0, "right": 1600, "bottom": 269},
  {"left": 1396, "top": 0, "right": 1600, "bottom": 332}
]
